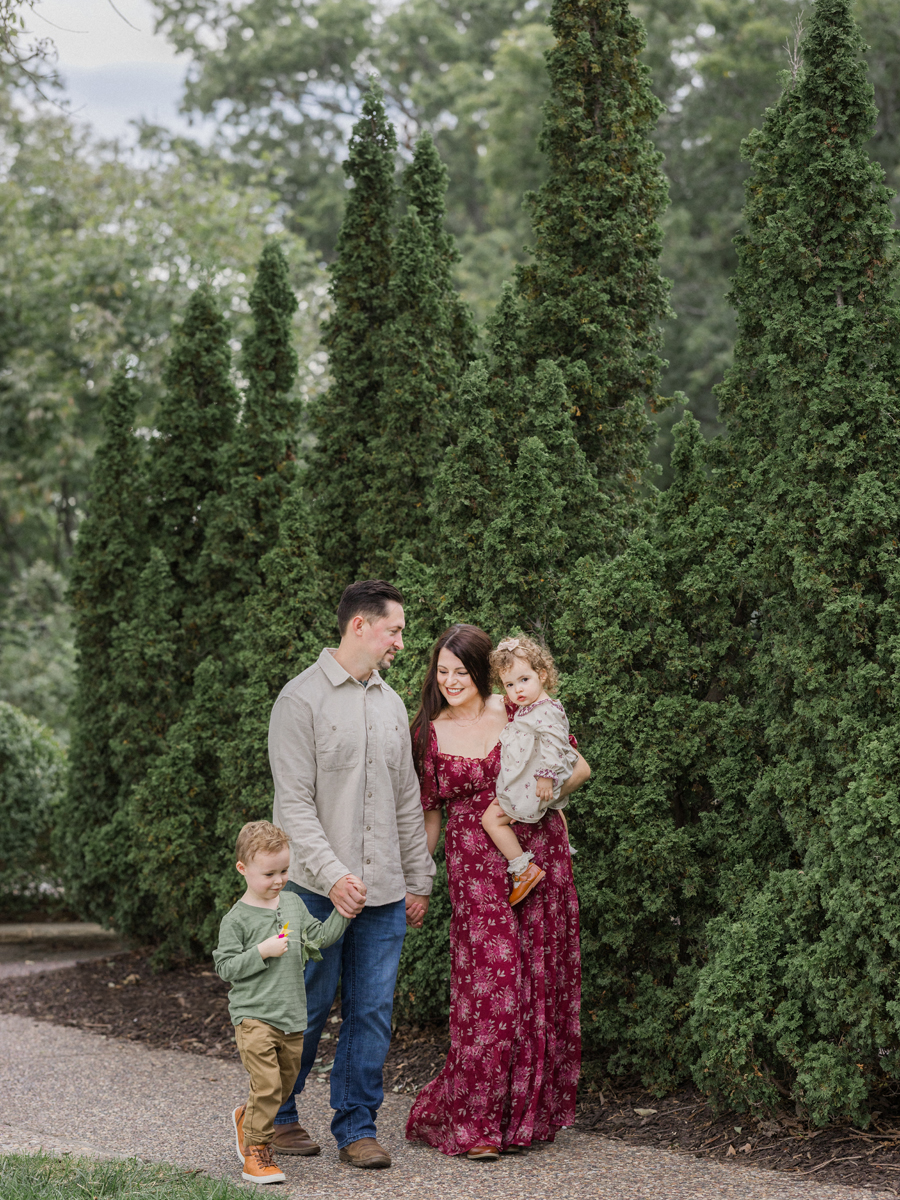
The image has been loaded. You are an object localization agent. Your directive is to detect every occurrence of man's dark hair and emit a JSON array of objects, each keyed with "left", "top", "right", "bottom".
[{"left": 337, "top": 580, "right": 404, "bottom": 637}]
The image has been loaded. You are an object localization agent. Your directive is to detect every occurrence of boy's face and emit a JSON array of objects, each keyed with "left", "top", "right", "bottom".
[{"left": 237, "top": 846, "right": 291, "bottom": 904}]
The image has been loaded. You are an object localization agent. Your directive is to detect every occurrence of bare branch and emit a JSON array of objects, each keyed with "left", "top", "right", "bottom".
[{"left": 785, "top": 10, "right": 805, "bottom": 82}]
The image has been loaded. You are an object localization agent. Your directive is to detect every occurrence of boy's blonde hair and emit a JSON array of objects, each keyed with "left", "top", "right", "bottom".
[
  {"left": 490, "top": 636, "right": 559, "bottom": 693},
  {"left": 235, "top": 820, "right": 291, "bottom": 865}
]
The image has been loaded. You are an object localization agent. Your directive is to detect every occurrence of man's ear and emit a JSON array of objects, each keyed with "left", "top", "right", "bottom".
[{"left": 351, "top": 614, "right": 367, "bottom": 637}]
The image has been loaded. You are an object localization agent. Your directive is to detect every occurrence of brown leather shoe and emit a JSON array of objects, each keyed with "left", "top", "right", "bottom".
[
  {"left": 338, "top": 1137, "right": 391, "bottom": 1168},
  {"left": 509, "top": 861, "right": 545, "bottom": 906},
  {"left": 467, "top": 1143, "right": 501, "bottom": 1160},
  {"left": 270, "top": 1122, "right": 320, "bottom": 1156}
]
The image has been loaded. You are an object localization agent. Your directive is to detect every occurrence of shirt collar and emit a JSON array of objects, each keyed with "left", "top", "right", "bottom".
[{"left": 318, "top": 647, "right": 385, "bottom": 690}]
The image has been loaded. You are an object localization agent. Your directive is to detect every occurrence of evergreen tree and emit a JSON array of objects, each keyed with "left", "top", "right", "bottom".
[
  {"left": 147, "top": 286, "right": 239, "bottom": 597},
  {"left": 129, "top": 248, "right": 305, "bottom": 953},
  {"left": 303, "top": 83, "right": 397, "bottom": 593},
  {"left": 554, "top": 414, "right": 773, "bottom": 1087},
  {"left": 214, "top": 482, "right": 331, "bottom": 928},
  {"left": 105, "top": 548, "right": 183, "bottom": 939},
  {"left": 199, "top": 241, "right": 301, "bottom": 631},
  {"left": 692, "top": 0, "right": 900, "bottom": 1124},
  {"left": 518, "top": 0, "right": 671, "bottom": 497},
  {"left": 58, "top": 371, "right": 148, "bottom": 924},
  {"left": 400, "top": 131, "right": 477, "bottom": 372},
  {"left": 357, "top": 133, "right": 476, "bottom": 575}
]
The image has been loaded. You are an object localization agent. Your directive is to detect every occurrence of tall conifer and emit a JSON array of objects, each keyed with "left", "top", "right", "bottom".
[
  {"left": 555, "top": 414, "right": 771, "bottom": 1086},
  {"left": 203, "top": 483, "right": 331, "bottom": 941},
  {"left": 303, "top": 83, "right": 396, "bottom": 593},
  {"left": 357, "top": 134, "right": 475, "bottom": 575},
  {"left": 130, "top": 249, "right": 306, "bottom": 953},
  {"left": 147, "top": 286, "right": 238, "bottom": 599},
  {"left": 518, "top": 0, "right": 671, "bottom": 495},
  {"left": 692, "top": 0, "right": 900, "bottom": 1123},
  {"left": 199, "top": 242, "right": 301, "bottom": 629},
  {"left": 59, "top": 372, "right": 147, "bottom": 924}
]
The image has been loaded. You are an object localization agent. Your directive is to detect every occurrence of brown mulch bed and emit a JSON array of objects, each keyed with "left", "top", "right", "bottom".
[
  {"left": 1, "top": 949, "right": 899, "bottom": 1194},
  {"left": 574, "top": 1080, "right": 900, "bottom": 1195},
  {"left": 0, "top": 947, "right": 449, "bottom": 1096}
]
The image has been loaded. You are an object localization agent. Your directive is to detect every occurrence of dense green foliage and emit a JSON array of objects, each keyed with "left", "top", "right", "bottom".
[
  {"left": 60, "top": 372, "right": 149, "bottom": 926},
  {"left": 690, "top": 0, "right": 900, "bottom": 1124},
  {"left": 518, "top": 0, "right": 671, "bottom": 485},
  {"left": 301, "top": 84, "right": 397, "bottom": 594},
  {"left": 357, "top": 132, "right": 476, "bottom": 576},
  {"left": 0, "top": 701, "right": 66, "bottom": 915}
]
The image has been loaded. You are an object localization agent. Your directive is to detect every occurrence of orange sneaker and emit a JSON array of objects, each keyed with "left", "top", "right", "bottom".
[
  {"left": 232, "top": 1105, "right": 247, "bottom": 1165},
  {"left": 242, "top": 1143, "right": 286, "bottom": 1185},
  {"left": 509, "top": 861, "right": 545, "bottom": 906}
]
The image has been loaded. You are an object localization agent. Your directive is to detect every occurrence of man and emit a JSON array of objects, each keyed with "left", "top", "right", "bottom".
[{"left": 267, "top": 580, "right": 435, "bottom": 1168}]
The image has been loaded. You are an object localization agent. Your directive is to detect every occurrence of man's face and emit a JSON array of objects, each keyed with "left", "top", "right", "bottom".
[{"left": 361, "top": 601, "right": 405, "bottom": 673}]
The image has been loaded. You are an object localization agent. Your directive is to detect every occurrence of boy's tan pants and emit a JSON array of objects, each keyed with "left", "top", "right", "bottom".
[{"left": 235, "top": 1019, "right": 306, "bottom": 1148}]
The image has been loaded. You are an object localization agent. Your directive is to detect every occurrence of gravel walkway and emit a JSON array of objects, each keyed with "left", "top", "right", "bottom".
[{"left": 0, "top": 1013, "right": 892, "bottom": 1199}]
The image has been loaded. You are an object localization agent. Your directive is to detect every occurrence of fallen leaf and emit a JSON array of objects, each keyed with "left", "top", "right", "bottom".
[
  {"left": 634, "top": 1107, "right": 657, "bottom": 1117},
  {"left": 740, "top": 1143, "right": 752, "bottom": 1154},
  {"left": 726, "top": 1144, "right": 737, "bottom": 1157}
]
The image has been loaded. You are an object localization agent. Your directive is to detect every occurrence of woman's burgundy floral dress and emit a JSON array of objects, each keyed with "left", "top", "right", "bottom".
[{"left": 405, "top": 701, "right": 581, "bottom": 1155}]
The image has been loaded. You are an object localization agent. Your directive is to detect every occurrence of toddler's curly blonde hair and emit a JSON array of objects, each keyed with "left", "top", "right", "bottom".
[{"left": 490, "top": 635, "right": 559, "bottom": 693}]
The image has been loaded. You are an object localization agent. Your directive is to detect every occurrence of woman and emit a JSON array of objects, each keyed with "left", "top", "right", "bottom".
[{"left": 405, "top": 624, "right": 589, "bottom": 1159}]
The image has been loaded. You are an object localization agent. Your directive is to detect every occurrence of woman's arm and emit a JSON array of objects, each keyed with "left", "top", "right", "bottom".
[
  {"left": 423, "top": 808, "right": 443, "bottom": 857},
  {"left": 559, "top": 751, "right": 590, "bottom": 799}
]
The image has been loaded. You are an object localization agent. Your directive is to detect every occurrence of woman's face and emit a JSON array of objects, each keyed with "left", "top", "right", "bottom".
[{"left": 436, "top": 647, "right": 481, "bottom": 709}]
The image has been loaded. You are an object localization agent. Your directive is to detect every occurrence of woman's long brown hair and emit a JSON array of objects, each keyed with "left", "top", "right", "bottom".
[{"left": 410, "top": 624, "right": 494, "bottom": 778}]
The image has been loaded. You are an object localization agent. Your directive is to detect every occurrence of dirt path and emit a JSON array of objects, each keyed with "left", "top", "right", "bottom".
[{"left": 0, "top": 1013, "right": 891, "bottom": 1200}]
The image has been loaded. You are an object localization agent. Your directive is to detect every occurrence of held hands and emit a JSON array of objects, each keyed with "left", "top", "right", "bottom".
[
  {"left": 535, "top": 777, "right": 554, "bottom": 804},
  {"left": 405, "top": 892, "right": 429, "bottom": 928},
  {"left": 258, "top": 933, "right": 290, "bottom": 960},
  {"left": 329, "top": 873, "right": 367, "bottom": 918}
]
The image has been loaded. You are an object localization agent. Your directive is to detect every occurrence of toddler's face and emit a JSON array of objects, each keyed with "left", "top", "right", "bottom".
[
  {"left": 237, "top": 847, "right": 290, "bottom": 903},
  {"left": 499, "top": 656, "right": 546, "bottom": 708}
]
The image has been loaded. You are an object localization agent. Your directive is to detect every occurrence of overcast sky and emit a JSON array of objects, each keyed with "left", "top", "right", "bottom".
[{"left": 31, "top": 0, "right": 198, "bottom": 140}]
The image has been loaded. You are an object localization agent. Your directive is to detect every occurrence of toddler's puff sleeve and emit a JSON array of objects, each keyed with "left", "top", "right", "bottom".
[{"left": 533, "top": 705, "right": 579, "bottom": 793}]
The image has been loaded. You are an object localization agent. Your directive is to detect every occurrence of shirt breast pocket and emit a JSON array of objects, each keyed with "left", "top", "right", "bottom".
[
  {"left": 317, "top": 728, "right": 359, "bottom": 772},
  {"left": 384, "top": 722, "right": 407, "bottom": 770}
]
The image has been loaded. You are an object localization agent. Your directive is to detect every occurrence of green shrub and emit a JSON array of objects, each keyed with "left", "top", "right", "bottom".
[{"left": 0, "top": 702, "right": 66, "bottom": 915}]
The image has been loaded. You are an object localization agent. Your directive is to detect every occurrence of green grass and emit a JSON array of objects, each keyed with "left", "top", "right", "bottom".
[{"left": 0, "top": 1153, "right": 248, "bottom": 1199}]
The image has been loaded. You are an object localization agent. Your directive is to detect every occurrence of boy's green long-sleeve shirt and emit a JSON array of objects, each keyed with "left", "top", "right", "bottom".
[{"left": 213, "top": 891, "right": 349, "bottom": 1034}]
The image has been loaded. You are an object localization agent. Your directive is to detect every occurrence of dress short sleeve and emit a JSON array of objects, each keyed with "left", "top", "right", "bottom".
[{"left": 417, "top": 723, "right": 443, "bottom": 812}]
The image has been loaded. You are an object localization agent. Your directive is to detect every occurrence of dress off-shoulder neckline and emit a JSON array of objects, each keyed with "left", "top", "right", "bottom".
[{"left": 430, "top": 699, "right": 515, "bottom": 763}]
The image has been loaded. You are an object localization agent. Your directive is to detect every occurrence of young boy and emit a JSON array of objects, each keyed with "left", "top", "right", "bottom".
[{"left": 214, "top": 821, "right": 351, "bottom": 1185}]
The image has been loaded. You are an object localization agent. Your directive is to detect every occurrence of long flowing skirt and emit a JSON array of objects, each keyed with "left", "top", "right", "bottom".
[{"left": 406, "top": 807, "right": 581, "bottom": 1154}]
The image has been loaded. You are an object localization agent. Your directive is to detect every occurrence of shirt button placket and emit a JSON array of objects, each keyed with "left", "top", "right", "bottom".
[{"left": 363, "top": 690, "right": 375, "bottom": 880}]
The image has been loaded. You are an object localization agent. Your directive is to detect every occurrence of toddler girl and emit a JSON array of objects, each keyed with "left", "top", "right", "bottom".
[{"left": 482, "top": 636, "right": 578, "bottom": 905}]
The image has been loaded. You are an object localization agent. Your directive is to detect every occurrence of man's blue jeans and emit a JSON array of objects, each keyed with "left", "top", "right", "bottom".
[{"left": 274, "top": 884, "right": 407, "bottom": 1148}]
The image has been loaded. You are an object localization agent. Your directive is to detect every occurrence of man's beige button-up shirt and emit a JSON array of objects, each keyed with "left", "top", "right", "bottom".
[{"left": 269, "top": 648, "right": 435, "bottom": 906}]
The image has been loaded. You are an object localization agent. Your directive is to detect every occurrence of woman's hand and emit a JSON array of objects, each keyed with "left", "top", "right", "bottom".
[{"left": 560, "top": 752, "right": 590, "bottom": 799}]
